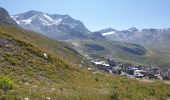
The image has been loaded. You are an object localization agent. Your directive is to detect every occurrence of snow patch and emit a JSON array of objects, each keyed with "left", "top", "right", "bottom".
[
  {"left": 10, "top": 15, "right": 16, "bottom": 19},
  {"left": 43, "top": 14, "right": 54, "bottom": 22},
  {"left": 43, "top": 14, "right": 62, "bottom": 25},
  {"left": 21, "top": 18, "right": 32, "bottom": 25},
  {"left": 12, "top": 14, "right": 62, "bottom": 26},
  {"left": 11, "top": 15, "right": 21, "bottom": 24},
  {"left": 102, "top": 31, "right": 116, "bottom": 36},
  {"left": 38, "top": 16, "right": 52, "bottom": 25},
  {"left": 16, "top": 15, "right": 38, "bottom": 25},
  {"left": 15, "top": 21, "right": 21, "bottom": 24},
  {"left": 54, "top": 19, "right": 62, "bottom": 25}
]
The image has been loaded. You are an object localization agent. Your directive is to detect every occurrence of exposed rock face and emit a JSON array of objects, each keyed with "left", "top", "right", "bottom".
[{"left": 0, "top": 7, "right": 17, "bottom": 25}]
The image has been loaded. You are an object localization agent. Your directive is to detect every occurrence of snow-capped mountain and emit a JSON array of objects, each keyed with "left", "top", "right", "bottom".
[
  {"left": 96, "top": 27, "right": 139, "bottom": 41},
  {"left": 0, "top": 7, "right": 17, "bottom": 25},
  {"left": 11, "top": 10, "right": 170, "bottom": 50},
  {"left": 98, "top": 27, "right": 170, "bottom": 49},
  {"left": 11, "top": 10, "right": 90, "bottom": 40}
]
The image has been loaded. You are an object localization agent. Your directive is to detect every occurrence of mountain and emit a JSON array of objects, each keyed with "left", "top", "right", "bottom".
[
  {"left": 98, "top": 27, "right": 170, "bottom": 50},
  {"left": 0, "top": 7, "right": 17, "bottom": 25},
  {"left": 136, "top": 28, "right": 170, "bottom": 49},
  {"left": 11, "top": 10, "right": 90, "bottom": 40},
  {"left": 97, "top": 27, "right": 138, "bottom": 40},
  {"left": 11, "top": 10, "right": 170, "bottom": 66},
  {"left": 93, "top": 27, "right": 170, "bottom": 66}
]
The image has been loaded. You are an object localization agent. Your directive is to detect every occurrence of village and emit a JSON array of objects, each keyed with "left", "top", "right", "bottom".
[{"left": 89, "top": 59, "right": 170, "bottom": 80}]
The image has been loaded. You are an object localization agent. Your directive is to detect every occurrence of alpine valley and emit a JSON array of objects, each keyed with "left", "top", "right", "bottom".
[
  {"left": 12, "top": 10, "right": 170, "bottom": 66},
  {"left": 0, "top": 7, "right": 170, "bottom": 100}
]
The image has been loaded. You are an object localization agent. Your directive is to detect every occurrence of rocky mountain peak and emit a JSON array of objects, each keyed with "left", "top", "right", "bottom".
[{"left": 0, "top": 7, "right": 17, "bottom": 25}]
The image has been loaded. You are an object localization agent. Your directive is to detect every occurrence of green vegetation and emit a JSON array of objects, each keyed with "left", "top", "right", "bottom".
[
  {"left": 0, "top": 25, "right": 82, "bottom": 67},
  {"left": 0, "top": 25, "right": 170, "bottom": 99},
  {"left": 69, "top": 38, "right": 170, "bottom": 67},
  {"left": 109, "top": 76, "right": 170, "bottom": 100},
  {"left": 0, "top": 76, "right": 14, "bottom": 100}
]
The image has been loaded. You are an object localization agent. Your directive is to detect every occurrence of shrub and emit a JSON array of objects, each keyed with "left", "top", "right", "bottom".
[{"left": 0, "top": 76, "right": 14, "bottom": 95}]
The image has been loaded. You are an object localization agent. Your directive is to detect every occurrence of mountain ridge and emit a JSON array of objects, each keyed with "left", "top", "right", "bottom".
[
  {"left": 11, "top": 10, "right": 90, "bottom": 40},
  {"left": 97, "top": 27, "right": 170, "bottom": 50}
]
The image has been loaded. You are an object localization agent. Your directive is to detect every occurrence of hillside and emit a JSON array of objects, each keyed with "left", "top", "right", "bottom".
[
  {"left": 0, "top": 25, "right": 107, "bottom": 99},
  {"left": 1, "top": 25, "right": 170, "bottom": 100},
  {"left": 68, "top": 38, "right": 170, "bottom": 67},
  {"left": 0, "top": 7, "right": 170, "bottom": 100},
  {"left": 0, "top": 25, "right": 82, "bottom": 67}
]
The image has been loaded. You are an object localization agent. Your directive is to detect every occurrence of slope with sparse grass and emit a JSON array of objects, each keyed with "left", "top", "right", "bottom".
[
  {"left": 0, "top": 25, "right": 170, "bottom": 100},
  {"left": 0, "top": 25, "right": 82, "bottom": 67}
]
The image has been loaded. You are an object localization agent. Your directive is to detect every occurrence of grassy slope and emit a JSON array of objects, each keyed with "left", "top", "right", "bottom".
[
  {"left": 0, "top": 25, "right": 82, "bottom": 67},
  {"left": 0, "top": 25, "right": 170, "bottom": 100},
  {"left": 113, "top": 48, "right": 170, "bottom": 67},
  {"left": 68, "top": 38, "right": 170, "bottom": 67}
]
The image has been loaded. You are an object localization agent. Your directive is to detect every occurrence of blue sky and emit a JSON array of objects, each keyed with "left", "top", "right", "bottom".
[{"left": 1, "top": 0, "right": 170, "bottom": 31}]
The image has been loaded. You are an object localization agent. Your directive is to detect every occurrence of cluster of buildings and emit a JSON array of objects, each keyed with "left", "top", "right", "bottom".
[{"left": 90, "top": 59, "right": 170, "bottom": 80}]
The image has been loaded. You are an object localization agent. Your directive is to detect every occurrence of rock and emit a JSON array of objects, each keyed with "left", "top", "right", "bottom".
[
  {"left": 43, "top": 53, "right": 48, "bottom": 59},
  {"left": 5, "top": 44, "right": 9, "bottom": 47},
  {"left": 24, "top": 97, "right": 29, "bottom": 100}
]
